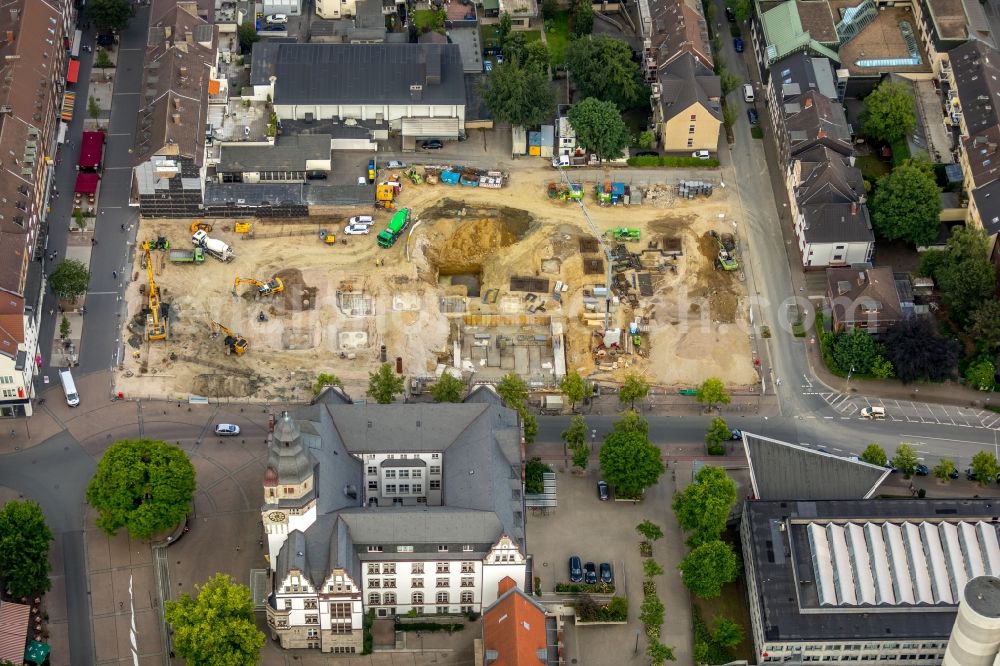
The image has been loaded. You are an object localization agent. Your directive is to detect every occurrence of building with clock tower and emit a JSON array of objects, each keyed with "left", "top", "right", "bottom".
[{"left": 261, "top": 387, "right": 527, "bottom": 654}]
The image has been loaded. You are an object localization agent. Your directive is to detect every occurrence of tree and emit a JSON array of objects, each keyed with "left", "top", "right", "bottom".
[
  {"left": 861, "top": 80, "right": 917, "bottom": 145},
  {"left": 86, "top": 439, "right": 196, "bottom": 539},
  {"left": 966, "top": 359, "right": 996, "bottom": 391},
  {"left": 921, "top": 226, "right": 995, "bottom": 326},
  {"left": 869, "top": 158, "right": 941, "bottom": 246},
  {"left": 704, "top": 417, "right": 731, "bottom": 455},
  {"left": 570, "top": 438, "right": 590, "bottom": 469},
  {"left": 882, "top": 318, "right": 960, "bottom": 384},
  {"left": 971, "top": 450, "right": 1000, "bottom": 485},
  {"left": 712, "top": 618, "right": 745, "bottom": 649},
  {"left": 569, "top": 0, "right": 594, "bottom": 36},
  {"left": 636, "top": 520, "right": 664, "bottom": 541},
  {"left": 496, "top": 373, "right": 529, "bottom": 410},
  {"left": 725, "top": 0, "right": 751, "bottom": 21},
  {"left": 562, "top": 415, "right": 589, "bottom": 469},
  {"left": 720, "top": 70, "right": 740, "bottom": 96},
  {"left": 892, "top": 443, "right": 919, "bottom": 478},
  {"left": 568, "top": 97, "right": 631, "bottom": 162},
  {"left": 0, "top": 500, "right": 53, "bottom": 599},
  {"left": 523, "top": 40, "right": 551, "bottom": 78},
  {"left": 498, "top": 11, "right": 513, "bottom": 44},
  {"left": 647, "top": 640, "right": 676, "bottom": 665},
  {"left": 482, "top": 61, "right": 555, "bottom": 129},
  {"left": 431, "top": 373, "right": 465, "bottom": 403},
  {"left": 94, "top": 47, "right": 114, "bottom": 69},
  {"left": 566, "top": 36, "right": 648, "bottom": 110},
  {"left": 695, "top": 377, "right": 730, "bottom": 411},
  {"left": 521, "top": 410, "right": 538, "bottom": 444},
  {"left": 613, "top": 410, "right": 649, "bottom": 436},
  {"left": 237, "top": 21, "right": 259, "bottom": 54},
  {"left": 560, "top": 370, "right": 587, "bottom": 412},
  {"left": 542, "top": 0, "right": 560, "bottom": 19},
  {"left": 87, "top": 0, "right": 133, "bottom": 33},
  {"left": 164, "top": 573, "right": 265, "bottom": 666},
  {"left": 88, "top": 95, "right": 101, "bottom": 120},
  {"left": 367, "top": 363, "right": 404, "bottom": 404},
  {"left": 49, "top": 259, "right": 90, "bottom": 300},
  {"left": 860, "top": 443, "right": 887, "bottom": 467},
  {"left": 831, "top": 328, "right": 881, "bottom": 375},
  {"left": 312, "top": 373, "right": 342, "bottom": 396},
  {"left": 617, "top": 371, "right": 650, "bottom": 410},
  {"left": 871, "top": 356, "right": 895, "bottom": 379},
  {"left": 679, "top": 540, "right": 740, "bottom": 598},
  {"left": 599, "top": 425, "right": 664, "bottom": 499},
  {"left": 933, "top": 459, "right": 956, "bottom": 481},
  {"left": 672, "top": 466, "right": 736, "bottom": 546},
  {"left": 970, "top": 300, "right": 1000, "bottom": 350},
  {"left": 643, "top": 558, "right": 665, "bottom": 577},
  {"left": 59, "top": 316, "right": 71, "bottom": 339}
]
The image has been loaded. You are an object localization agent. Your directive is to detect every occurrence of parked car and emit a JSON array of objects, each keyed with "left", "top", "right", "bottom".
[
  {"left": 599, "top": 562, "right": 613, "bottom": 584},
  {"left": 215, "top": 424, "right": 240, "bottom": 436},
  {"left": 569, "top": 556, "right": 583, "bottom": 583},
  {"left": 421, "top": 139, "right": 444, "bottom": 150},
  {"left": 584, "top": 562, "right": 598, "bottom": 584},
  {"left": 725, "top": 6, "right": 736, "bottom": 21},
  {"left": 915, "top": 463, "right": 929, "bottom": 476},
  {"left": 349, "top": 215, "right": 374, "bottom": 226},
  {"left": 386, "top": 160, "right": 406, "bottom": 169},
  {"left": 692, "top": 150, "right": 711, "bottom": 159},
  {"left": 747, "top": 108, "right": 759, "bottom": 125},
  {"left": 344, "top": 223, "right": 372, "bottom": 235},
  {"left": 484, "top": 60, "right": 493, "bottom": 72},
  {"left": 597, "top": 480, "right": 609, "bottom": 501},
  {"left": 734, "top": 37, "right": 744, "bottom": 52},
  {"left": 949, "top": 467, "right": 960, "bottom": 479},
  {"left": 860, "top": 406, "right": 886, "bottom": 420},
  {"left": 730, "top": 429, "right": 743, "bottom": 440},
  {"left": 265, "top": 13, "right": 288, "bottom": 24}
]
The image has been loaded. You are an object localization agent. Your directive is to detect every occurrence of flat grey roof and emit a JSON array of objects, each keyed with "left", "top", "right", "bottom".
[{"left": 218, "top": 134, "right": 331, "bottom": 172}]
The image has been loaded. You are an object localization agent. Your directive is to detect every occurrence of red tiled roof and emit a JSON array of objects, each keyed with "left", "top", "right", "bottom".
[{"left": 483, "top": 578, "right": 546, "bottom": 666}]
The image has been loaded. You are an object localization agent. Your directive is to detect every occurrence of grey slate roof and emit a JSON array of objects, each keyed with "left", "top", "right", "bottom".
[
  {"left": 769, "top": 52, "right": 839, "bottom": 100},
  {"left": 784, "top": 91, "right": 851, "bottom": 155},
  {"left": 657, "top": 52, "right": 722, "bottom": 122},
  {"left": 339, "top": 506, "right": 503, "bottom": 545},
  {"left": 323, "top": 403, "right": 493, "bottom": 453},
  {"left": 952, "top": 40, "right": 1000, "bottom": 137},
  {"left": 794, "top": 146, "right": 874, "bottom": 244},
  {"left": 743, "top": 433, "right": 889, "bottom": 501},
  {"left": 744, "top": 499, "right": 1000, "bottom": 643},
  {"left": 255, "top": 43, "right": 466, "bottom": 106},
  {"left": 218, "top": 135, "right": 331, "bottom": 172},
  {"left": 972, "top": 177, "right": 1000, "bottom": 233}
]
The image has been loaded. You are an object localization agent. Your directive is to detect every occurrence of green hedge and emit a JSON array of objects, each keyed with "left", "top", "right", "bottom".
[
  {"left": 576, "top": 595, "right": 628, "bottom": 622},
  {"left": 554, "top": 581, "right": 615, "bottom": 594},
  {"left": 627, "top": 156, "right": 721, "bottom": 168},
  {"left": 394, "top": 621, "right": 465, "bottom": 632},
  {"left": 751, "top": 126, "right": 764, "bottom": 139}
]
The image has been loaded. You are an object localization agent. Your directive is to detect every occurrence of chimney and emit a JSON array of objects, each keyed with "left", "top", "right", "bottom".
[
  {"left": 857, "top": 271, "right": 866, "bottom": 286},
  {"left": 851, "top": 202, "right": 857, "bottom": 215},
  {"left": 171, "top": 113, "right": 181, "bottom": 124},
  {"left": 269, "top": 75, "right": 277, "bottom": 101},
  {"left": 410, "top": 84, "right": 423, "bottom": 101},
  {"left": 804, "top": 96, "right": 813, "bottom": 109},
  {"left": 5, "top": 31, "right": 12, "bottom": 42}
]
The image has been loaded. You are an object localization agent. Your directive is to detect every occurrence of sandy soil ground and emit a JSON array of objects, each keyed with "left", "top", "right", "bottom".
[{"left": 116, "top": 163, "right": 755, "bottom": 401}]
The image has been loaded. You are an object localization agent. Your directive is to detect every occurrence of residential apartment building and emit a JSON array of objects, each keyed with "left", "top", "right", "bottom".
[
  {"left": 765, "top": 52, "right": 846, "bottom": 165},
  {"left": 643, "top": 0, "right": 721, "bottom": 154},
  {"left": 911, "top": 0, "right": 995, "bottom": 76},
  {"left": 482, "top": 577, "right": 561, "bottom": 666},
  {"left": 263, "top": 388, "right": 526, "bottom": 654},
  {"left": 826, "top": 266, "right": 906, "bottom": 337},
  {"left": 0, "top": 0, "right": 74, "bottom": 418},
  {"left": 742, "top": 499, "right": 1000, "bottom": 664},
  {"left": 750, "top": 0, "right": 841, "bottom": 82},
  {"left": 132, "top": 1, "right": 219, "bottom": 218}
]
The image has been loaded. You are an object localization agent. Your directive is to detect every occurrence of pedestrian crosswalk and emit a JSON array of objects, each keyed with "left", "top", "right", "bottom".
[{"left": 802, "top": 391, "right": 1000, "bottom": 430}]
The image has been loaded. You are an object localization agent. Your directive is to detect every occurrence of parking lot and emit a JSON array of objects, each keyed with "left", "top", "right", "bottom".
[
  {"left": 808, "top": 391, "right": 1000, "bottom": 429},
  {"left": 527, "top": 470, "right": 692, "bottom": 665}
]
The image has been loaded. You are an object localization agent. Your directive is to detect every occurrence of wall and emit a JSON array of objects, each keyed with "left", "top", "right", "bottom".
[
  {"left": 317, "top": 0, "right": 358, "bottom": 19},
  {"left": 276, "top": 103, "right": 466, "bottom": 127},
  {"left": 799, "top": 234, "right": 872, "bottom": 267},
  {"left": 661, "top": 102, "right": 720, "bottom": 153}
]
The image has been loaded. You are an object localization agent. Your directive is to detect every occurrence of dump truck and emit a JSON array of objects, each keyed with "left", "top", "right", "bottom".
[
  {"left": 377, "top": 208, "right": 410, "bottom": 249},
  {"left": 169, "top": 247, "right": 205, "bottom": 263},
  {"left": 192, "top": 229, "right": 235, "bottom": 262},
  {"left": 375, "top": 182, "right": 397, "bottom": 209}
]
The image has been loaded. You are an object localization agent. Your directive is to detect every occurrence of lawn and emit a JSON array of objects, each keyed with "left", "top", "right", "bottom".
[
  {"left": 544, "top": 10, "right": 571, "bottom": 64},
  {"left": 412, "top": 8, "right": 444, "bottom": 33},
  {"left": 856, "top": 154, "right": 889, "bottom": 183}
]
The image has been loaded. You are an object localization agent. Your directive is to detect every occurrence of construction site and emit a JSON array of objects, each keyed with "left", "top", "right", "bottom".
[{"left": 116, "top": 163, "right": 758, "bottom": 402}]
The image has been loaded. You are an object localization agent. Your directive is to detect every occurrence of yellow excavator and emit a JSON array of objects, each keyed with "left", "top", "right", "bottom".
[
  {"left": 233, "top": 276, "right": 284, "bottom": 297},
  {"left": 210, "top": 321, "right": 248, "bottom": 355},
  {"left": 144, "top": 246, "right": 167, "bottom": 341}
]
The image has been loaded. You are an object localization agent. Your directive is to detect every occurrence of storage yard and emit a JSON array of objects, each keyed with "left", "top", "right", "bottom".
[{"left": 116, "top": 163, "right": 757, "bottom": 401}]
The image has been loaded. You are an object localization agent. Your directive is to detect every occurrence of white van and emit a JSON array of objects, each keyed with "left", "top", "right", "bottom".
[
  {"left": 743, "top": 84, "right": 755, "bottom": 103},
  {"left": 59, "top": 369, "right": 80, "bottom": 407},
  {"left": 860, "top": 406, "right": 885, "bottom": 420}
]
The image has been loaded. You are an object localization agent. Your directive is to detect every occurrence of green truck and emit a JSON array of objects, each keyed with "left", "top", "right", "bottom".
[
  {"left": 377, "top": 208, "right": 410, "bottom": 248},
  {"left": 169, "top": 247, "right": 205, "bottom": 263}
]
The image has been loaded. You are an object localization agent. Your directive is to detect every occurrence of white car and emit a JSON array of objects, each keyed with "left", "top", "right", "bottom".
[
  {"left": 345, "top": 224, "right": 372, "bottom": 235},
  {"left": 349, "top": 215, "right": 374, "bottom": 226},
  {"left": 215, "top": 423, "right": 241, "bottom": 436},
  {"left": 386, "top": 160, "right": 407, "bottom": 169},
  {"left": 265, "top": 13, "right": 288, "bottom": 24},
  {"left": 692, "top": 150, "right": 711, "bottom": 159}
]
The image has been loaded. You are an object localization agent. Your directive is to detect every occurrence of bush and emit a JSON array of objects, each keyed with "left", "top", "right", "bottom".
[
  {"left": 524, "top": 457, "right": 551, "bottom": 494},
  {"left": 643, "top": 559, "right": 664, "bottom": 577},
  {"left": 640, "top": 593, "right": 665, "bottom": 632},
  {"left": 394, "top": 621, "right": 465, "bottom": 632},
  {"left": 751, "top": 126, "right": 764, "bottom": 139},
  {"left": 575, "top": 595, "right": 628, "bottom": 622},
  {"left": 362, "top": 609, "right": 374, "bottom": 654},
  {"left": 643, "top": 580, "right": 657, "bottom": 595},
  {"left": 554, "top": 581, "right": 615, "bottom": 594},
  {"left": 626, "top": 155, "right": 721, "bottom": 168},
  {"left": 636, "top": 520, "right": 664, "bottom": 541},
  {"left": 792, "top": 321, "right": 806, "bottom": 337}
]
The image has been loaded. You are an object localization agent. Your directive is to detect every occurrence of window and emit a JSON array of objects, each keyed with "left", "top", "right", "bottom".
[
  {"left": 385, "top": 484, "right": 396, "bottom": 493},
  {"left": 461, "top": 591, "right": 474, "bottom": 604},
  {"left": 330, "top": 602, "right": 351, "bottom": 618},
  {"left": 383, "top": 563, "right": 396, "bottom": 574},
  {"left": 412, "top": 563, "right": 424, "bottom": 574},
  {"left": 430, "top": 480, "right": 441, "bottom": 490},
  {"left": 284, "top": 487, "right": 294, "bottom": 494},
  {"left": 461, "top": 562, "right": 475, "bottom": 572},
  {"left": 432, "top": 453, "right": 440, "bottom": 459},
  {"left": 690, "top": 114, "right": 697, "bottom": 121},
  {"left": 461, "top": 577, "right": 474, "bottom": 587},
  {"left": 275, "top": 618, "right": 288, "bottom": 628},
  {"left": 304, "top": 598, "right": 317, "bottom": 609},
  {"left": 368, "top": 545, "right": 383, "bottom": 552},
  {"left": 368, "top": 579, "right": 380, "bottom": 588},
  {"left": 462, "top": 546, "right": 473, "bottom": 553},
  {"left": 307, "top": 628, "right": 319, "bottom": 638},
  {"left": 367, "top": 466, "right": 377, "bottom": 475},
  {"left": 437, "top": 563, "right": 450, "bottom": 573},
  {"left": 383, "top": 578, "right": 396, "bottom": 588},
  {"left": 384, "top": 592, "right": 396, "bottom": 605},
  {"left": 430, "top": 465, "right": 441, "bottom": 475},
  {"left": 399, "top": 470, "right": 409, "bottom": 479},
  {"left": 284, "top": 599, "right": 292, "bottom": 610},
  {"left": 689, "top": 125, "right": 696, "bottom": 133},
  {"left": 368, "top": 481, "right": 378, "bottom": 490},
  {"left": 412, "top": 578, "right": 424, "bottom": 588},
  {"left": 399, "top": 484, "right": 410, "bottom": 493},
  {"left": 305, "top": 614, "right": 318, "bottom": 624},
  {"left": 368, "top": 564, "right": 379, "bottom": 574},
  {"left": 687, "top": 138, "right": 694, "bottom": 148},
  {"left": 436, "top": 592, "right": 449, "bottom": 603},
  {"left": 397, "top": 545, "right": 414, "bottom": 553},
  {"left": 413, "top": 470, "right": 422, "bottom": 478},
  {"left": 369, "top": 593, "right": 380, "bottom": 605},
  {"left": 436, "top": 577, "right": 449, "bottom": 588},
  {"left": 413, "top": 484, "right": 422, "bottom": 493},
  {"left": 438, "top": 545, "right": 449, "bottom": 552},
  {"left": 412, "top": 592, "right": 424, "bottom": 604},
  {"left": 385, "top": 470, "right": 396, "bottom": 479}
]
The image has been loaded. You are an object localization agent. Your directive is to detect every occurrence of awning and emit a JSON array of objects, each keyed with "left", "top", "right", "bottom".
[
  {"left": 0, "top": 601, "right": 30, "bottom": 664},
  {"left": 24, "top": 640, "right": 50, "bottom": 665},
  {"left": 74, "top": 172, "right": 99, "bottom": 194},
  {"left": 60, "top": 92, "right": 75, "bottom": 121},
  {"left": 78, "top": 131, "right": 105, "bottom": 169},
  {"left": 400, "top": 117, "right": 460, "bottom": 139},
  {"left": 56, "top": 121, "right": 68, "bottom": 145},
  {"left": 66, "top": 58, "right": 80, "bottom": 84}
]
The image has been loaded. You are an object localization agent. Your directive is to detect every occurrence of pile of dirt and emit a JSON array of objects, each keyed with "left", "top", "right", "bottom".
[
  {"left": 429, "top": 216, "right": 527, "bottom": 274},
  {"left": 695, "top": 232, "right": 739, "bottom": 324}
]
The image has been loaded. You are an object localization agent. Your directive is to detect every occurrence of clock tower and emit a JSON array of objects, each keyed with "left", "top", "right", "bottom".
[{"left": 262, "top": 411, "right": 317, "bottom": 570}]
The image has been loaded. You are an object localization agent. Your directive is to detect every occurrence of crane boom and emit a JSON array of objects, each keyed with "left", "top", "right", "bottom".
[{"left": 145, "top": 246, "right": 167, "bottom": 341}]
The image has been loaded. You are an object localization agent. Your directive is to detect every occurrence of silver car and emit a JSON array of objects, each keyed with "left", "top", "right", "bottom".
[
  {"left": 344, "top": 223, "right": 372, "bottom": 235},
  {"left": 386, "top": 160, "right": 406, "bottom": 169},
  {"left": 215, "top": 424, "right": 240, "bottom": 436}
]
